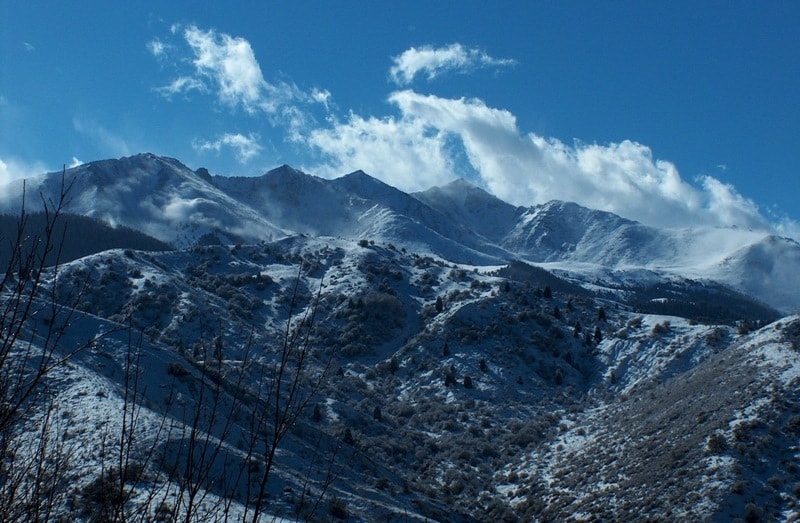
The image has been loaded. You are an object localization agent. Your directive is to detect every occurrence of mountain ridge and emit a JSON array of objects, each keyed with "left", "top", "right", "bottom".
[{"left": 1, "top": 152, "right": 798, "bottom": 314}]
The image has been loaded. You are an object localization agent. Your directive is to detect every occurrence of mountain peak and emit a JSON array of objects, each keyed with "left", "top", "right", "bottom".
[
  {"left": 411, "top": 178, "right": 521, "bottom": 244},
  {"left": 442, "top": 177, "right": 477, "bottom": 190},
  {"left": 265, "top": 164, "right": 305, "bottom": 176},
  {"left": 340, "top": 169, "right": 378, "bottom": 183},
  {"left": 333, "top": 169, "right": 401, "bottom": 196},
  {"left": 120, "top": 152, "right": 189, "bottom": 170},
  {"left": 534, "top": 200, "right": 637, "bottom": 227},
  {"left": 432, "top": 177, "right": 507, "bottom": 204},
  {"left": 194, "top": 167, "right": 212, "bottom": 183}
]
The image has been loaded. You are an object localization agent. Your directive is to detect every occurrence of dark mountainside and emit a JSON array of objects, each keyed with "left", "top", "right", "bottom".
[{"left": 0, "top": 212, "right": 173, "bottom": 268}]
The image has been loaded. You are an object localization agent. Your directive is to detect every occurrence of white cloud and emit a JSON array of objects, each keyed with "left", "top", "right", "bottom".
[
  {"left": 0, "top": 156, "right": 49, "bottom": 186},
  {"left": 193, "top": 133, "right": 262, "bottom": 163},
  {"left": 163, "top": 196, "right": 209, "bottom": 222},
  {"left": 154, "top": 25, "right": 313, "bottom": 123},
  {"left": 23, "top": 42, "right": 35, "bottom": 53},
  {"left": 69, "top": 156, "right": 83, "bottom": 168},
  {"left": 311, "top": 88, "right": 332, "bottom": 111},
  {"left": 306, "top": 110, "right": 456, "bottom": 190},
  {"left": 390, "top": 43, "right": 516, "bottom": 85},
  {"left": 155, "top": 76, "right": 206, "bottom": 98},
  {"left": 306, "top": 89, "right": 781, "bottom": 233},
  {"left": 775, "top": 218, "right": 800, "bottom": 242},
  {"left": 183, "top": 25, "right": 268, "bottom": 113},
  {"left": 698, "top": 176, "right": 769, "bottom": 229},
  {"left": 73, "top": 117, "right": 131, "bottom": 157},
  {"left": 147, "top": 38, "right": 166, "bottom": 58}
]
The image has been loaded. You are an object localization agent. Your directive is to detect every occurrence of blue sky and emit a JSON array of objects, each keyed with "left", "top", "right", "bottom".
[{"left": 1, "top": 1, "right": 798, "bottom": 237}]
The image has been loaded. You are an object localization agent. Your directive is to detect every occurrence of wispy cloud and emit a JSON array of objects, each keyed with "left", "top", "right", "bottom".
[
  {"left": 775, "top": 217, "right": 800, "bottom": 241},
  {"left": 23, "top": 42, "right": 35, "bottom": 53},
  {"left": 311, "top": 88, "right": 332, "bottom": 112},
  {"left": 147, "top": 38, "right": 166, "bottom": 58},
  {"left": 72, "top": 117, "right": 131, "bottom": 157},
  {"left": 0, "top": 156, "right": 50, "bottom": 186},
  {"left": 193, "top": 133, "right": 262, "bottom": 163},
  {"left": 389, "top": 43, "right": 516, "bottom": 85},
  {"left": 155, "top": 76, "right": 206, "bottom": 98},
  {"left": 152, "top": 23, "right": 323, "bottom": 160}
]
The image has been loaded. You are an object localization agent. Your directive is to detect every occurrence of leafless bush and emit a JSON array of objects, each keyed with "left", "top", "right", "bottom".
[{"left": 0, "top": 172, "right": 103, "bottom": 520}]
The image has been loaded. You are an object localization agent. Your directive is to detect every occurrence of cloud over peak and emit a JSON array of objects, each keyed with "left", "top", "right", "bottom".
[
  {"left": 147, "top": 26, "right": 797, "bottom": 239},
  {"left": 0, "top": 156, "right": 52, "bottom": 191},
  {"left": 390, "top": 43, "right": 516, "bottom": 85},
  {"left": 306, "top": 89, "right": 776, "bottom": 233},
  {"left": 193, "top": 133, "right": 262, "bottom": 164}
]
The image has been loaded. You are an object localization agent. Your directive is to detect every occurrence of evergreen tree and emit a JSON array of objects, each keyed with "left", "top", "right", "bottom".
[
  {"left": 444, "top": 365, "right": 457, "bottom": 386},
  {"left": 213, "top": 335, "right": 224, "bottom": 363},
  {"left": 312, "top": 404, "right": 323, "bottom": 422}
]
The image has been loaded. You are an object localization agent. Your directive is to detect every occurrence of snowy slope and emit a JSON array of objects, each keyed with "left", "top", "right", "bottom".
[
  {"left": 711, "top": 235, "right": 800, "bottom": 314},
  {"left": 1, "top": 152, "right": 798, "bottom": 312},
  {"left": 413, "top": 184, "right": 800, "bottom": 313},
  {"left": 214, "top": 166, "right": 510, "bottom": 263},
  {"left": 413, "top": 178, "right": 524, "bottom": 243},
  {"left": 6, "top": 217, "right": 800, "bottom": 521},
  {"left": 0, "top": 153, "right": 286, "bottom": 247},
  {"left": 505, "top": 315, "right": 800, "bottom": 521}
]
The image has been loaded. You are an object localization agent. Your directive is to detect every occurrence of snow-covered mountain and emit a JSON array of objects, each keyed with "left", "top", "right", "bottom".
[
  {"left": 3, "top": 153, "right": 796, "bottom": 314},
  {"left": 413, "top": 177, "right": 524, "bottom": 243},
  {"left": 212, "top": 165, "right": 508, "bottom": 264},
  {"left": 418, "top": 180, "right": 800, "bottom": 315},
  {"left": 0, "top": 153, "right": 286, "bottom": 246},
  {"left": 5, "top": 233, "right": 800, "bottom": 521},
  {"left": 4, "top": 153, "right": 800, "bottom": 521}
]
